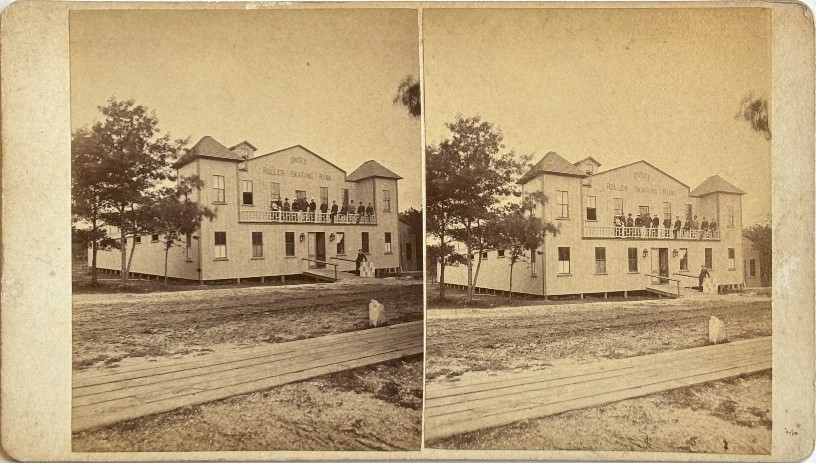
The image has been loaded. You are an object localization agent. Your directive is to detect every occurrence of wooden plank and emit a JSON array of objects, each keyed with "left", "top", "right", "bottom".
[
  {"left": 424, "top": 338, "right": 771, "bottom": 442},
  {"left": 74, "top": 336, "right": 420, "bottom": 408},
  {"left": 73, "top": 322, "right": 422, "bottom": 432},
  {"left": 74, "top": 321, "right": 421, "bottom": 387},
  {"left": 75, "top": 324, "right": 421, "bottom": 397},
  {"left": 427, "top": 337, "right": 769, "bottom": 400},
  {"left": 74, "top": 344, "right": 421, "bottom": 432},
  {"left": 426, "top": 341, "right": 769, "bottom": 410},
  {"left": 425, "top": 358, "right": 770, "bottom": 441}
]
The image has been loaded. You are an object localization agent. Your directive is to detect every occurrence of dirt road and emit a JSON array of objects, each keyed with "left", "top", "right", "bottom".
[{"left": 426, "top": 293, "right": 772, "bottom": 452}]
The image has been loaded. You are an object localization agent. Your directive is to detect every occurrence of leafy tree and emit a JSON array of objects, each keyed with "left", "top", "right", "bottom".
[
  {"left": 393, "top": 75, "right": 421, "bottom": 118},
  {"left": 76, "top": 98, "right": 188, "bottom": 287},
  {"left": 737, "top": 95, "right": 770, "bottom": 140},
  {"left": 743, "top": 220, "right": 772, "bottom": 286},
  {"left": 149, "top": 177, "right": 216, "bottom": 287},
  {"left": 491, "top": 192, "right": 558, "bottom": 299},
  {"left": 426, "top": 115, "right": 528, "bottom": 302}
]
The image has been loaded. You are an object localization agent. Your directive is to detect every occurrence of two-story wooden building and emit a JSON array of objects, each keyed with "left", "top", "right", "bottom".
[
  {"left": 443, "top": 151, "right": 747, "bottom": 297},
  {"left": 92, "top": 136, "right": 403, "bottom": 283}
]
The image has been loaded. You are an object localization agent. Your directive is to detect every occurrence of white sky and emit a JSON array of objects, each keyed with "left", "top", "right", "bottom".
[
  {"left": 70, "top": 9, "right": 422, "bottom": 210},
  {"left": 423, "top": 7, "right": 772, "bottom": 225}
]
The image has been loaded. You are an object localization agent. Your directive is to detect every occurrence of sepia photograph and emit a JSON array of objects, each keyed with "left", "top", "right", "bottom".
[
  {"left": 69, "top": 8, "right": 423, "bottom": 452},
  {"left": 423, "top": 7, "right": 774, "bottom": 453}
]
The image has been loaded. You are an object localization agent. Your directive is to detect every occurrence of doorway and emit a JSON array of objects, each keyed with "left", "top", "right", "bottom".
[
  {"left": 307, "top": 232, "right": 326, "bottom": 268},
  {"left": 650, "top": 247, "right": 669, "bottom": 284}
]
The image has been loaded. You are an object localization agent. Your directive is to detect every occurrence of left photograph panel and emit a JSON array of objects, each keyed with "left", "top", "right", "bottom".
[{"left": 69, "top": 8, "right": 423, "bottom": 452}]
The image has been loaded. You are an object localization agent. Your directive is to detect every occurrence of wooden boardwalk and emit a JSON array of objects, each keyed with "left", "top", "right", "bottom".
[
  {"left": 425, "top": 336, "right": 771, "bottom": 442},
  {"left": 73, "top": 321, "right": 422, "bottom": 433}
]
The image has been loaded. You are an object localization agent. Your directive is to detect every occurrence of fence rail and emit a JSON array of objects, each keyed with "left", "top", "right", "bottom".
[
  {"left": 240, "top": 210, "right": 376, "bottom": 225},
  {"left": 583, "top": 225, "right": 719, "bottom": 241}
]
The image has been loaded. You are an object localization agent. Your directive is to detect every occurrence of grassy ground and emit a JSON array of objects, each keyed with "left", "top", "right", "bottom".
[
  {"left": 426, "top": 287, "right": 772, "bottom": 452},
  {"left": 72, "top": 275, "right": 423, "bottom": 451}
]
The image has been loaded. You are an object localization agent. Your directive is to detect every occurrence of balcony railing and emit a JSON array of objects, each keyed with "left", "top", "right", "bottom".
[
  {"left": 240, "top": 210, "right": 377, "bottom": 225},
  {"left": 583, "top": 225, "right": 720, "bottom": 240}
]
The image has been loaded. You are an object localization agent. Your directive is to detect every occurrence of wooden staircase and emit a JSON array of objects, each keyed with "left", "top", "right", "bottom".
[{"left": 644, "top": 283, "right": 681, "bottom": 298}]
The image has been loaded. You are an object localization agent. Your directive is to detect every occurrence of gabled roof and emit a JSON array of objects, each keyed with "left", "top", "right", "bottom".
[
  {"left": 173, "top": 136, "right": 245, "bottom": 169},
  {"left": 690, "top": 175, "right": 746, "bottom": 197},
  {"left": 593, "top": 160, "right": 690, "bottom": 189},
  {"left": 248, "top": 145, "right": 347, "bottom": 174},
  {"left": 347, "top": 160, "right": 402, "bottom": 182},
  {"left": 229, "top": 140, "right": 258, "bottom": 151},
  {"left": 517, "top": 151, "right": 587, "bottom": 184},
  {"left": 573, "top": 156, "right": 602, "bottom": 167}
]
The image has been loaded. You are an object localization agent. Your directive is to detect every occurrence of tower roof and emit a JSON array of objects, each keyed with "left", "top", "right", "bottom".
[
  {"left": 518, "top": 151, "right": 587, "bottom": 184},
  {"left": 347, "top": 160, "right": 402, "bottom": 181},
  {"left": 173, "top": 136, "right": 245, "bottom": 169},
  {"left": 690, "top": 175, "right": 746, "bottom": 197}
]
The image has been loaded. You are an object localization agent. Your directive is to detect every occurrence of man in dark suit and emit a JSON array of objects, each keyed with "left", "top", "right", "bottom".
[
  {"left": 282, "top": 198, "right": 291, "bottom": 212},
  {"left": 309, "top": 198, "right": 317, "bottom": 213},
  {"left": 365, "top": 203, "right": 374, "bottom": 221},
  {"left": 663, "top": 216, "right": 672, "bottom": 230},
  {"left": 673, "top": 215, "right": 682, "bottom": 238},
  {"left": 330, "top": 201, "right": 338, "bottom": 223},
  {"left": 355, "top": 249, "right": 368, "bottom": 275},
  {"left": 698, "top": 265, "right": 710, "bottom": 291},
  {"left": 356, "top": 202, "right": 366, "bottom": 224},
  {"left": 652, "top": 215, "right": 659, "bottom": 228},
  {"left": 626, "top": 214, "right": 634, "bottom": 228},
  {"left": 320, "top": 200, "right": 329, "bottom": 218}
]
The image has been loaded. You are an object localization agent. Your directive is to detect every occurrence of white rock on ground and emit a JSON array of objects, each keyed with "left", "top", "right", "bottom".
[
  {"left": 709, "top": 315, "right": 728, "bottom": 344},
  {"left": 369, "top": 299, "right": 387, "bottom": 327}
]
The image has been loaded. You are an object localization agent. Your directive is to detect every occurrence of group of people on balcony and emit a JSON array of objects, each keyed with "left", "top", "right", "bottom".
[
  {"left": 612, "top": 212, "right": 718, "bottom": 239},
  {"left": 269, "top": 197, "right": 375, "bottom": 223}
]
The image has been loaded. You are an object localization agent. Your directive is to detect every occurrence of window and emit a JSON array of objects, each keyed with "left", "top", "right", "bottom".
[
  {"left": 728, "top": 248, "right": 735, "bottom": 270},
  {"left": 497, "top": 249, "right": 505, "bottom": 258},
  {"left": 557, "top": 247, "right": 570, "bottom": 274},
  {"left": 685, "top": 203, "right": 693, "bottom": 220},
  {"left": 614, "top": 198, "right": 624, "bottom": 217},
  {"left": 214, "top": 232, "right": 227, "bottom": 259},
  {"left": 481, "top": 250, "right": 488, "bottom": 260},
  {"left": 270, "top": 182, "right": 280, "bottom": 202},
  {"left": 336, "top": 232, "right": 345, "bottom": 255},
  {"left": 186, "top": 234, "right": 192, "bottom": 260},
  {"left": 284, "top": 232, "right": 295, "bottom": 257},
  {"left": 530, "top": 246, "right": 537, "bottom": 276},
  {"left": 295, "top": 190, "right": 307, "bottom": 201},
  {"left": 557, "top": 191, "right": 569, "bottom": 218},
  {"left": 384, "top": 232, "right": 392, "bottom": 254},
  {"left": 705, "top": 248, "right": 713, "bottom": 269},
  {"left": 595, "top": 247, "right": 607, "bottom": 274},
  {"left": 406, "top": 243, "right": 413, "bottom": 261},
  {"left": 586, "top": 196, "right": 597, "bottom": 221},
  {"left": 242, "top": 180, "right": 253, "bottom": 205},
  {"left": 726, "top": 205, "right": 734, "bottom": 226},
  {"left": 252, "top": 232, "right": 263, "bottom": 258},
  {"left": 584, "top": 163, "right": 594, "bottom": 175},
  {"left": 663, "top": 202, "right": 672, "bottom": 222},
  {"left": 320, "top": 187, "right": 328, "bottom": 205},
  {"left": 680, "top": 248, "right": 688, "bottom": 271},
  {"left": 213, "top": 175, "right": 225, "bottom": 203},
  {"left": 750, "top": 259, "right": 757, "bottom": 277},
  {"left": 639, "top": 205, "right": 649, "bottom": 216},
  {"left": 342, "top": 189, "right": 350, "bottom": 208},
  {"left": 135, "top": 235, "right": 142, "bottom": 244},
  {"left": 151, "top": 233, "right": 159, "bottom": 242},
  {"left": 383, "top": 190, "right": 391, "bottom": 212},
  {"left": 628, "top": 247, "right": 638, "bottom": 272},
  {"left": 361, "top": 232, "right": 370, "bottom": 254}
]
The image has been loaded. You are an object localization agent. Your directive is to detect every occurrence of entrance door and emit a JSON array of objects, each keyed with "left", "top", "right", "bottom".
[
  {"left": 659, "top": 248, "right": 669, "bottom": 280},
  {"left": 315, "top": 232, "right": 326, "bottom": 268},
  {"left": 308, "top": 232, "right": 326, "bottom": 269},
  {"left": 650, "top": 248, "right": 660, "bottom": 284}
]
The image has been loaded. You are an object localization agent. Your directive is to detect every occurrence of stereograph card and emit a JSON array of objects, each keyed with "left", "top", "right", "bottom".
[{"left": 0, "top": 1, "right": 813, "bottom": 461}]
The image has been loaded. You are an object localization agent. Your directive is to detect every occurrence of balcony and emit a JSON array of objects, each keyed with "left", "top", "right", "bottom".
[
  {"left": 583, "top": 225, "right": 720, "bottom": 241},
  {"left": 240, "top": 210, "right": 377, "bottom": 225}
]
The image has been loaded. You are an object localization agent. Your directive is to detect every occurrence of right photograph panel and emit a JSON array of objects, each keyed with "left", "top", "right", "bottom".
[{"left": 423, "top": 7, "right": 773, "bottom": 453}]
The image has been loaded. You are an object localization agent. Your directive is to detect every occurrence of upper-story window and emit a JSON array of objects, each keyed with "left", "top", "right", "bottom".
[
  {"left": 663, "top": 202, "right": 672, "bottom": 222},
  {"left": 584, "top": 163, "right": 594, "bottom": 175},
  {"left": 614, "top": 198, "right": 624, "bottom": 218},
  {"left": 242, "top": 180, "right": 253, "bottom": 205},
  {"left": 320, "top": 187, "right": 329, "bottom": 206},
  {"left": 270, "top": 182, "right": 280, "bottom": 203},
  {"left": 557, "top": 191, "right": 569, "bottom": 219},
  {"left": 585, "top": 196, "right": 597, "bottom": 221},
  {"left": 726, "top": 205, "right": 734, "bottom": 226},
  {"left": 383, "top": 190, "right": 391, "bottom": 212},
  {"left": 213, "top": 175, "right": 226, "bottom": 203}
]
